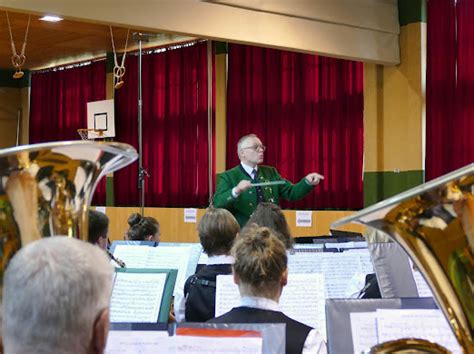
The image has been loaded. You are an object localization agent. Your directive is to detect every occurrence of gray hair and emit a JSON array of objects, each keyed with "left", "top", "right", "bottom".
[
  {"left": 237, "top": 133, "right": 258, "bottom": 155},
  {"left": 3, "top": 237, "right": 114, "bottom": 354}
]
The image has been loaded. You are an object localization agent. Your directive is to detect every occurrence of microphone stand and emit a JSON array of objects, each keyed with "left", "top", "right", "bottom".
[{"left": 133, "top": 32, "right": 154, "bottom": 216}]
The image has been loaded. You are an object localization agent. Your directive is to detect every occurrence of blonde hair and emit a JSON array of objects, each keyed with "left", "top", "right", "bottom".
[
  {"left": 198, "top": 208, "right": 240, "bottom": 256},
  {"left": 232, "top": 225, "right": 287, "bottom": 294}
]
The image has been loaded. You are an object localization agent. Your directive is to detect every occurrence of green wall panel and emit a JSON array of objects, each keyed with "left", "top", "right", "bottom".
[
  {"left": 398, "top": 0, "right": 426, "bottom": 26},
  {"left": 106, "top": 175, "right": 114, "bottom": 206},
  {"left": 364, "top": 170, "right": 424, "bottom": 207}
]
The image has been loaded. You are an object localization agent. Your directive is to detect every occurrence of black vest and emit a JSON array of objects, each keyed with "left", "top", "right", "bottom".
[
  {"left": 183, "top": 264, "right": 232, "bottom": 322},
  {"left": 208, "top": 307, "right": 312, "bottom": 354}
]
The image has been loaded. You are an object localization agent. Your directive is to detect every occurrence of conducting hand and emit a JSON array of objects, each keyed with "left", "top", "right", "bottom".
[
  {"left": 235, "top": 180, "right": 252, "bottom": 194},
  {"left": 305, "top": 172, "right": 324, "bottom": 185}
]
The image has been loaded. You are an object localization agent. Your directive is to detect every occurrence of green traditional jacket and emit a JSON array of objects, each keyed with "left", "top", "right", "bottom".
[{"left": 213, "top": 164, "right": 314, "bottom": 227}]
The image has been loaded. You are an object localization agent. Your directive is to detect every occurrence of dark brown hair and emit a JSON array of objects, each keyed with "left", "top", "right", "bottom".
[
  {"left": 88, "top": 210, "right": 109, "bottom": 244},
  {"left": 198, "top": 208, "right": 240, "bottom": 256},
  {"left": 127, "top": 214, "right": 160, "bottom": 241},
  {"left": 232, "top": 225, "right": 287, "bottom": 292},
  {"left": 244, "top": 202, "right": 293, "bottom": 249}
]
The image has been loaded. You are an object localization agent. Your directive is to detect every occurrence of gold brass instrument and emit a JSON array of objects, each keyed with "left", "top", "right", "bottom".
[
  {"left": 0, "top": 141, "right": 137, "bottom": 283},
  {"left": 332, "top": 164, "right": 474, "bottom": 353}
]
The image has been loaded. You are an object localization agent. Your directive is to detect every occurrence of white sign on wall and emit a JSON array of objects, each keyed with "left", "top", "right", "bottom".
[
  {"left": 296, "top": 210, "right": 312, "bottom": 227},
  {"left": 184, "top": 208, "right": 197, "bottom": 223}
]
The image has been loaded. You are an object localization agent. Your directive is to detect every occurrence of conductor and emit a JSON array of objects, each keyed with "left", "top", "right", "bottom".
[{"left": 213, "top": 134, "right": 323, "bottom": 226}]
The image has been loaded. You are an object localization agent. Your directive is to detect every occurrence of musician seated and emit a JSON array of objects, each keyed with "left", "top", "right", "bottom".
[
  {"left": 244, "top": 202, "right": 294, "bottom": 249},
  {"left": 208, "top": 225, "right": 327, "bottom": 354},
  {"left": 175, "top": 208, "right": 240, "bottom": 322},
  {"left": 126, "top": 214, "right": 161, "bottom": 243},
  {"left": 3, "top": 237, "right": 113, "bottom": 354},
  {"left": 88, "top": 210, "right": 109, "bottom": 250}
]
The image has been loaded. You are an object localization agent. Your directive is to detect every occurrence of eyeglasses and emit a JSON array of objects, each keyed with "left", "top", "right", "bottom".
[{"left": 242, "top": 144, "right": 266, "bottom": 152}]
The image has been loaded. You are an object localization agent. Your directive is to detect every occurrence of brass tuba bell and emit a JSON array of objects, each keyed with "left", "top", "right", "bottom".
[
  {"left": 0, "top": 141, "right": 137, "bottom": 277},
  {"left": 333, "top": 164, "right": 474, "bottom": 353}
]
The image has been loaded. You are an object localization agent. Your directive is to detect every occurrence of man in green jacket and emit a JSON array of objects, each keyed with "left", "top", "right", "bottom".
[{"left": 213, "top": 134, "right": 324, "bottom": 227}]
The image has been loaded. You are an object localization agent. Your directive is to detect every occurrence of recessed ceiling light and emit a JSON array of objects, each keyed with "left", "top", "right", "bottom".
[{"left": 39, "top": 15, "right": 63, "bottom": 22}]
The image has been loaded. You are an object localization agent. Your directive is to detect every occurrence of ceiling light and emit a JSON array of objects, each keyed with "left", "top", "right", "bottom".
[{"left": 39, "top": 15, "right": 63, "bottom": 22}]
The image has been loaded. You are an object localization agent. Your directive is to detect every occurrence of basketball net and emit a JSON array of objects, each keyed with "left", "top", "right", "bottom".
[{"left": 77, "top": 129, "right": 104, "bottom": 141}]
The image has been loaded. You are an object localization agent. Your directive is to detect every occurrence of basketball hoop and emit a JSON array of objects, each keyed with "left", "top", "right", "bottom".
[{"left": 77, "top": 128, "right": 105, "bottom": 141}]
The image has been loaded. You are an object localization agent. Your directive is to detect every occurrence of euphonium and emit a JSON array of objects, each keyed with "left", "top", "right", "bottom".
[
  {"left": 332, "top": 163, "right": 474, "bottom": 353},
  {"left": 0, "top": 141, "right": 137, "bottom": 282}
]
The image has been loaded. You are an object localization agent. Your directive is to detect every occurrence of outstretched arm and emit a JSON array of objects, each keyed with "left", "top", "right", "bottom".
[{"left": 278, "top": 169, "right": 324, "bottom": 201}]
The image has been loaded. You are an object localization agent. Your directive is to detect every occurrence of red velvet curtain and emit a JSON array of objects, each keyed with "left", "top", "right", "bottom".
[
  {"left": 114, "top": 41, "right": 212, "bottom": 207},
  {"left": 426, "top": 0, "right": 474, "bottom": 180},
  {"left": 226, "top": 44, "right": 364, "bottom": 209},
  {"left": 29, "top": 60, "right": 107, "bottom": 205},
  {"left": 454, "top": 0, "right": 474, "bottom": 171},
  {"left": 30, "top": 61, "right": 106, "bottom": 142}
]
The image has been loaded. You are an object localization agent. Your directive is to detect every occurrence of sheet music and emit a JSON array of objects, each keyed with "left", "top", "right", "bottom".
[
  {"left": 376, "top": 309, "right": 462, "bottom": 354},
  {"left": 159, "top": 243, "right": 202, "bottom": 278},
  {"left": 175, "top": 335, "right": 263, "bottom": 354},
  {"left": 324, "top": 241, "right": 368, "bottom": 249},
  {"left": 408, "top": 259, "right": 434, "bottom": 297},
  {"left": 215, "top": 273, "right": 327, "bottom": 340},
  {"left": 350, "top": 312, "right": 378, "bottom": 354},
  {"left": 215, "top": 275, "right": 241, "bottom": 316},
  {"left": 111, "top": 245, "right": 194, "bottom": 295},
  {"left": 147, "top": 247, "right": 192, "bottom": 295},
  {"left": 279, "top": 273, "right": 326, "bottom": 340},
  {"left": 110, "top": 272, "right": 167, "bottom": 323},
  {"left": 106, "top": 331, "right": 262, "bottom": 354},
  {"left": 112, "top": 245, "right": 150, "bottom": 268},
  {"left": 293, "top": 244, "right": 324, "bottom": 251},
  {"left": 287, "top": 250, "right": 374, "bottom": 298},
  {"left": 106, "top": 331, "right": 172, "bottom": 353}
]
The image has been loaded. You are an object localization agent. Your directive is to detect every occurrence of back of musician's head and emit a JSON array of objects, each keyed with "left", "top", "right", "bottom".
[
  {"left": 245, "top": 202, "right": 294, "bottom": 249},
  {"left": 127, "top": 215, "right": 160, "bottom": 242},
  {"left": 127, "top": 212, "right": 142, "bottom": 227},
  {"left": 3, "top": 237, "right": 114, "bottom": 354},
  {"left": 88, "top": 210, "right": 109, "bottom": 245},
  {"left": 232, "top": 225, "right": 287, "bottom": 295},
  {"left": 198, "top": 208, "right": 240, "bottom": 256}
]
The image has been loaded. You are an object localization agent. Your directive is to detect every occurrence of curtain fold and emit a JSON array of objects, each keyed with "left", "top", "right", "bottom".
[
  {"left": 226, "top": 44, "right": 364, "bottom": 209},
  {"left": 454, "top": 0, "right": 474, "bottom": 170},
  {"left": 29, "top": 61, "right": 107, "bottom": 205},
  {"left": 114, "top": 42, "right": 212, "bottom": 207},
  {"left": 426, "top": 0, "right": 474, "bottom": 180}
]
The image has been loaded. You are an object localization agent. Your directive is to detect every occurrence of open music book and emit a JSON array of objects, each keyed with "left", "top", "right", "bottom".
[
  {"left": 111, "top": 243, "right": 201, "bottom": 295},
  {"left": 350, "top": 309, "right": 462, "bottom": 354},
  {"left": 287, "top": 248, "right": 374, "bottom": 298},
  {"left": 109, "top": 268, "right": 177, "bottom": 323}
]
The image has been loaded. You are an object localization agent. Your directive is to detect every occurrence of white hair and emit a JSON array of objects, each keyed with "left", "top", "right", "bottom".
[
  {"left": 237, "top": 133, "right": 258, "bottom": 155},
  {"left": 2, "top": 237, "right": 114, "bottom": 354}
]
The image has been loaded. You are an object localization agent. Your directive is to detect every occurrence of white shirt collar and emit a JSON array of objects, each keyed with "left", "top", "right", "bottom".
[
  {"left": 240, "top": 296, "right": 281, "bottom": 311},
  {"left": 206, "top": 254, "right": 234, "bottom": 265},
  {"left": 240, "top": 162, "right": 257, "bottom": 176}
]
